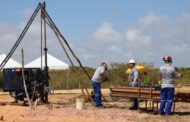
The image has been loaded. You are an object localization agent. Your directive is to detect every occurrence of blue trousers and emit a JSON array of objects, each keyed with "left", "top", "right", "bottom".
[
  {"left": 91, "top": 81, "right": 102, "bottom": 107},
  {"left": 159, "top": 87, "right": 174, "bottom": 115},
  {"left": 131, "top": 98, "right": 138, "bottom": 108}
]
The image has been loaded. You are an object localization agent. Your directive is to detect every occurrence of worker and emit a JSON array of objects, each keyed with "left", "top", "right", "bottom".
[
  {"left": 91, "top": 62, "right": 108, "bottom": 108},
  {"left": 159, "top": 56, "right": 182, "bottom": 116},
  {"left": 128, "top": 59, "right": 139, "bottom": 110},
  {"left": 143, "top": 72, "right": 150, "bottom": 85}
]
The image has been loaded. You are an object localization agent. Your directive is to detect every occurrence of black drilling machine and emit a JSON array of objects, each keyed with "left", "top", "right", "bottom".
[{"left": 2, "top": 68, "right": 49, "bottom": 103}]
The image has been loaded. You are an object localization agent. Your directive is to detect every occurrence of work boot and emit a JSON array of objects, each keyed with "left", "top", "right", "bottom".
[
  {"left": 129, "top": 106, "right": 138, "bottom": 110},
  {"left": 153, "top": 111, "right": 159, "bottom": 115},
  {"left": 165, "top": 113, "right": 173, "bottom": 116},
  {"left": 159, "top": 112, "right": 165, "bottom": 116},
  {"left": 96, "top": 105, "right": 105, "bottom": 109}
]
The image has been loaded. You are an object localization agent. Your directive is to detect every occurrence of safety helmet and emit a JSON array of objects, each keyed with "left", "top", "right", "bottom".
[
  {"left": 101, "top": 62, "right": 107, "bottom": 66},
  {"left": 163, "top": 56, "right": 172, "bottom": 63},
  {"left": 128, "top": 59, "right": 136, "bottom": 64}
]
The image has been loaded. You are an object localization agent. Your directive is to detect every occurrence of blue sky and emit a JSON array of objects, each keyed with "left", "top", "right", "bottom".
[{"left": 0, "top": 0, "right": 190, "bottom": 67}]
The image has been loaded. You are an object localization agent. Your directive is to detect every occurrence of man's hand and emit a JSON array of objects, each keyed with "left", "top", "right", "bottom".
[
  {"left": 129, "top": 82, "right": 137, "bottom": 87},
  {"left": 102, "top": 76, "right": 109, "bottom": 82}
]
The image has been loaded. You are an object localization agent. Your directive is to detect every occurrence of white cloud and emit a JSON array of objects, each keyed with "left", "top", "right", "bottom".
[
  {"left": 109, "top": 45, "right": 122, "bottom": 53},
  {"left": 79, "top": 12, "right": 190, "bottom": 67},
  {"left": 1, "top": 9, "right": 190, "bottom": 68},
  {"left": 89, "top": 22, "right": 124, "bottom": 44},
  {"left": 138, "top": 13, "right": 168, "bottom": 26},
  {"left": 125, "top": 29, "right": 152, "bottom": 48},
  {"left": 21, "top": 8, "right": 33, "bottom": 21},
  {"left": 167, "top": 43, "right": 190, "bottom": 54},
  {"left": 0, "top": 12, "right": 68, "bottom": 65}
]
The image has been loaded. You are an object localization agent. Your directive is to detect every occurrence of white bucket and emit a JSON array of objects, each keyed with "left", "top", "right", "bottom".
[{"left": 76, "top": 98, "right": 85, "bottom": 110}]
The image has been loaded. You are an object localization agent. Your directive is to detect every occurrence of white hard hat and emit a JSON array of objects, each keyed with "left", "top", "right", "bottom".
[{"left": 128, "top": 59, "right": 136, "bottom": 64}]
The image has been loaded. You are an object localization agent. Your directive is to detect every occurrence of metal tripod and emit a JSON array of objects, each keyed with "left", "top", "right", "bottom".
[{"left": 0, "top": 2, "right": 94, "bottom": 105}]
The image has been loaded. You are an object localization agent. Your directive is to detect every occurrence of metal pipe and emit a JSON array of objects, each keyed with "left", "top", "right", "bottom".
[
  {"left": 111, "top": 89, "right": 160, "bottom": 95},
  {"left": 110, "top": 87, "right": 190, "bottom": 102},
  {"left": 41, "top": 2, "right": 49, "bottom": 103}
]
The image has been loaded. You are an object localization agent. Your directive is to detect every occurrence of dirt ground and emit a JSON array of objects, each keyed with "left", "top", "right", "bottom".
[{"left": 0, "top": 89, "right": 190, "bottom": 122}]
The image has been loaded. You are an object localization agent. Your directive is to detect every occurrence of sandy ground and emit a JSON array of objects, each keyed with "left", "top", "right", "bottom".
[{"left": 0, "top": 88, "right": 190, "bottom": 122}]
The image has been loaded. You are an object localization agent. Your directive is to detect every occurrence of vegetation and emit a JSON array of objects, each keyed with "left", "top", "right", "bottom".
[
  {"left": 0, "top": 63, "right": 189, "bottom": 89},
  {"left": 49, "top": 66, "right": 95, "bottom": 89},
  {"left": 49, "top": 63, "right": 190, "bottom": 89}
]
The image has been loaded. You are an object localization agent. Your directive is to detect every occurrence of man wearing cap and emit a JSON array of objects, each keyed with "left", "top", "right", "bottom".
[
  {"left": 91, "top": 62, "right": 108, "bottom": 108},
  {"left": 159, "top": 56, "right": 182, "bottom": 116},
  {"left": 128, "top": 59, "right": 139, "bottom": 110}
]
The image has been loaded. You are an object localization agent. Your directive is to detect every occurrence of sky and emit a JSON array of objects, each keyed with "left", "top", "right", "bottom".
[{"left": 0, "top": 0, "right": 190, "bottom": 68}]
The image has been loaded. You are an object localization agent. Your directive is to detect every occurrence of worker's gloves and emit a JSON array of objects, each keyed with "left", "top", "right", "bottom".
[{"left": 129, "top": 82, "right": 138, "bottom": 87}]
